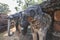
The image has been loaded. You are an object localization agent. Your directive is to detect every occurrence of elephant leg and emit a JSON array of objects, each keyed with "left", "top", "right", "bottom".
[
  {"left": 32, "top": 33, "right": 37, "bottom": 40},
  {"left": 8, "top": 19, "right": 14, "bottom": 36}
]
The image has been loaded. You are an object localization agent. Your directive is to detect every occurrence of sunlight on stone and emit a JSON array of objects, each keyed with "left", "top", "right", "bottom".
[{"left": 3, "top": 27, "right": 16, "bottom": 37}]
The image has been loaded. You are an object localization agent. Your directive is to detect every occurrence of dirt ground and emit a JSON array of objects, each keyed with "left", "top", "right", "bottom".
[
  {"left": 0, "top": 27, "right": 33, "bottom": 40},
  {"left": 0, "top": 27, "right": 20, "bottom": 40}
]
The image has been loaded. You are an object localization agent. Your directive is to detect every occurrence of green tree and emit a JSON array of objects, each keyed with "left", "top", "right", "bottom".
[
  {"left": 0, "top": 3, "right": 10, "bottom": 14},
  {"left": 15, "top": 0, "right": 43, "bottom": 11},
  {"left": 22, "top": 0, "right": 37, "bottom": 10},
  {"left": 15, "top": 7, "right": 19, "bottom": 11},
  {"left": 37, "top": 0, "right": 43, "bottom": 4}
]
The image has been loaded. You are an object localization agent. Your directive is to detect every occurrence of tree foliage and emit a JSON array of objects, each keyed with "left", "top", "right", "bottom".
[
  {"left": 0, "top": 3, "right": 10, "bottom": 14},
  {"left": 37, "top": 0, "right": 43, "bottom": 4},
  {"left": 15, "top": 0, "right": 43, "bottom": 11}
]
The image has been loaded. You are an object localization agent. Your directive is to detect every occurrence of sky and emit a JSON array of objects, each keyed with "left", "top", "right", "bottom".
[
  {"left": 0, "top": 0, "right": 43, "bottom": 15},
  {"left": 0, "top": 0, "right": 20, "bottom": 15},
  {"left": 0, "top": 0, "right": 30, "bottom": 15}
]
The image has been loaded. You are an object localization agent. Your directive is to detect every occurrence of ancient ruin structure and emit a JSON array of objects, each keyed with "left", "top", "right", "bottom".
[
  {"left": 0, "top": 14, "right": 8, "bottom": 32},
  {"left": 7, "top": 0, "right": 60, "bottom": 40}
]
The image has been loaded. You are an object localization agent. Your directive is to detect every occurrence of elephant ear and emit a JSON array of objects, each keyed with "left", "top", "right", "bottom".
[
  {"left": 33, "top": 13, "right": 52, "bottom": 30},
  {"left": 42, "top": 13, "right": 52, "bottom": 28}
]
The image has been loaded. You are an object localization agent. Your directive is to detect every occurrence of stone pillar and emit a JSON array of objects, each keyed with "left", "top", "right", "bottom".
[{"left": 7, "top": 19, "right": 11, "bottom": 36}]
